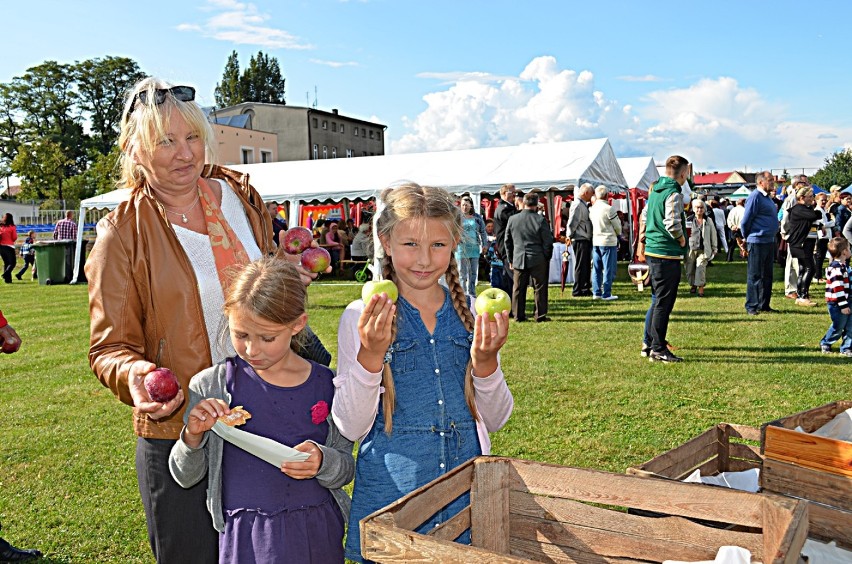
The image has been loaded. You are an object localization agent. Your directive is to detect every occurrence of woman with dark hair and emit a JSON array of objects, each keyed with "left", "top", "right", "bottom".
[{"left": 0, "top": 213, "right": 17, "bottom": 283}]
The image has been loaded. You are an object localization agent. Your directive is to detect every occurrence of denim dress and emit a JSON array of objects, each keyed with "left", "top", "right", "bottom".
[{"left": 344, "top": 289, "right": 483, "bottom": 562}]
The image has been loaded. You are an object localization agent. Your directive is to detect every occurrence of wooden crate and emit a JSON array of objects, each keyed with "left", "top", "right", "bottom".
[
  {"left": 361, "top": 456, "right": 807, "bottom": 564},
  {"left": 761, "top": 400, "right": 852, "bottom": 547},
  {"left": 627, "top": 423, "right": 762, "bottom": 481}
]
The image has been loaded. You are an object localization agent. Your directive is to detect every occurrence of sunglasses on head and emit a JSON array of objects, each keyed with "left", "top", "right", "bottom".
[{"left": 129, "top": 85, "right": 196, "bottom": 114}]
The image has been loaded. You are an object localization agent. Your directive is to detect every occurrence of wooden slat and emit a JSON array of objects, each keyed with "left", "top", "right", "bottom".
[
  {"left": 728, "top": 441, "right": 763, "bottom": 464},
  {"left": 427, "top": 505, "right": 470, "bottom": 541},
  {"left": 509, "top": 537, "right": 649, "bottom": 564},
  {"left": 470, "top": 457, "right": 510, "bottom": 552},
  {"left": 761, "top": 458, "right": 852, "bottom": 509},
  {"left": 362, "top": 521, "right": 531, "bottom": 563},
  {"left": 760, "top": 495, "right": 808, "bottom": 564},
  {"left": 509, "top": 491, "right": 761, "bottom": 562},
  {"left": 723, "top": 423, "right": 762, "bottom": 442},
  {"left": 805, "top": 500, "right": 852, "bottom": 548},
  {"left": 763, "top": 425, "right": 852, "bottom": 478},
  {"left": 509, "top": 458, "right": 765, "bottom": 527},
  {"left": 630, "top": 426, "right": 719, "bottom": 475},
  {"left": 362, "top": 459, "right": 474, "bottom": 532}
]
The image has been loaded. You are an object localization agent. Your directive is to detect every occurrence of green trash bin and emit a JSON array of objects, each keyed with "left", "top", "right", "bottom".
[{"left": 34, "top": 241, "right": 75, "bottom": 285}]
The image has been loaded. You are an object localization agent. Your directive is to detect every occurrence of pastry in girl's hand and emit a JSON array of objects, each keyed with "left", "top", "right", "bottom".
[{"left": 219, "top": 406, "right": 252, "bottom": 427}]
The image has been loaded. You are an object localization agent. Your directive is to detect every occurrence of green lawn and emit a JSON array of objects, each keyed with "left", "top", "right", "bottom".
[{"left": 0, "top": 262, "right": 846, "bottom": 563}]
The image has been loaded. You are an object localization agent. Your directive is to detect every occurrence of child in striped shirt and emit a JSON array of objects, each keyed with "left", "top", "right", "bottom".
[{"left": 820, "top": 237, "right": 852, "bottom": 356}]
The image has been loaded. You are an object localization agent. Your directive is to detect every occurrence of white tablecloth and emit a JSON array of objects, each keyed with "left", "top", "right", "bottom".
[{"left": 549, "top": 243, "right": 574, "bottom": 284}]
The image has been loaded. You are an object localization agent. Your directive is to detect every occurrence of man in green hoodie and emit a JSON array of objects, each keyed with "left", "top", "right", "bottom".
[{"left": 644, "top": 155, "right": 690, "bottom": 363}]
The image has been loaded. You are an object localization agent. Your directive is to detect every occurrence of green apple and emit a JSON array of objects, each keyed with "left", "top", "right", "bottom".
[
  {"left": 361, "top": 279, "right": 399, "bottom": 304},
  {"left": 474, "top": 288, "right": 511, "bottom": 316}
]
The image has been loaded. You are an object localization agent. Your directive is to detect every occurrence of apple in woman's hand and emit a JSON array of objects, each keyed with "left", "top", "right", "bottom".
[
  {"left": 281, "top": 227, "right": 314, "bottom": 254},
  {"left": 301, "top": 247, "right": 331, "bottom": 273},
  {"left": 144, "top": 367, "right": 180, "bottom": 402},
  {"left": 361, "top": 280, "right": 398, "bottom": 304},
  {"left": 474, "top": 288, "right": 511, "bottom": 316}
]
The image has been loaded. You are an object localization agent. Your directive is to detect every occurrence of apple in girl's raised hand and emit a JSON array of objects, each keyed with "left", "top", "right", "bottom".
[
  {"left": 474, "top": 288, "right": 511, "bottom": 316},
  {"left": 301, "top": 247, "right": 331, "bottom": 273},
  {"left": 361, "top": 280, "right": 398, "bottom": 304},
  {"left": 144, "top": 367, "right": 180, "bottom": 402},
  {"left": 281, "top": 227, "right": 314, "bottom": 255}
]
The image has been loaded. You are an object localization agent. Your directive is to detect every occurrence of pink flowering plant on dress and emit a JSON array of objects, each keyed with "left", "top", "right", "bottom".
[{"left": 311, "top": 400, "right": 329, "bottom": 424}]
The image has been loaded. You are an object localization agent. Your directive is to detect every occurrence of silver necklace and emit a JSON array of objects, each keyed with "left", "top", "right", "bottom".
[{"left": 163, "top": 194, "right": 200, "bottom": 224}]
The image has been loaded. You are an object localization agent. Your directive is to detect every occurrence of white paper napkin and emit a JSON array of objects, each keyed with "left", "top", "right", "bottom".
[{"left": 212, "top": 421, "right": 310, "bottom": 468}]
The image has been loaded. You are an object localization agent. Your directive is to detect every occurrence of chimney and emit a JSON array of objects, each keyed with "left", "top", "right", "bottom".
[{"left": 332, "top": 109, "right": 339, "bottom": 115}]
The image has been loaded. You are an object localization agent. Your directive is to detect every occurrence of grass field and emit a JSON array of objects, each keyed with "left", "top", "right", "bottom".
[{"left": 0, "top": 261, "right": 846, "bottom": 563}]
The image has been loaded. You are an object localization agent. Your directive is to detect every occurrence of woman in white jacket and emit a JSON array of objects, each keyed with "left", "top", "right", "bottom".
[{"left": 685, "top": 199, "right": 718, "bottom": 297}]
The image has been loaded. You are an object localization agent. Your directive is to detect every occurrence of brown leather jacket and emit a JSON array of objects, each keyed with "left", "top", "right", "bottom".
[{"left": 86, "top": 165, "right": 274, "bottom": 439}]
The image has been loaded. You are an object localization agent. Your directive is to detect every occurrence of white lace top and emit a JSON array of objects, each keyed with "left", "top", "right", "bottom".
[{"left": 173, "top": 180, "right": 262, "bottom": 364}]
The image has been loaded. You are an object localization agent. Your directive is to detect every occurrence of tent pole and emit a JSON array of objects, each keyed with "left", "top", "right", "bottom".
[{"left": 71, "top": 205, "right": 87, "bottom": 284}]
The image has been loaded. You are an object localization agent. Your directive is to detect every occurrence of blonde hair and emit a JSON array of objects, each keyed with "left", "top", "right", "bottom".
[
  {"left": 375, "top": 182, "right": 478, "bottom": 434},
  {"left": 117, "top": 77, "right": 216, "bottom": 191},
  {"left": 222, "top": 257, "right": 308, "bottom": 350}
]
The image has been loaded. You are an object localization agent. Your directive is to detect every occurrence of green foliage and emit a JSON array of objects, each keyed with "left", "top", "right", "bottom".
[
  {"left": 214, "top": 50, "right": 286, "bottom": 108},
  {"left": 0, "top": 263, "right": 846, "bottom": 561},
  {"left": 64, "top": 146, "right": 122, "bottom": 200},
  {"left": 74, "top": 56, "right": 147, "bottom": 155},
  {"left": 812, "top": 148, "right": 852, "bottom": 190},
  {"left": 0, "top": 56, "right": 145, "bottom": 203}
]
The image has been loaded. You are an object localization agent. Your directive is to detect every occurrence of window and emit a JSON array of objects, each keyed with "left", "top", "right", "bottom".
[
  {"left": 332, "top": 147, "right": 337, "bottom": 158},
  {"left": 361, "top": 128, "right": 366, "bottom": 137},
  {"left": 331, "top": 122, "right": 337, "bottom": 132},
  {"left": 340, "top": 124, "right": 345, "bottom": 134},
  {"left": 322, "top": 145, "right": 328, "bottom": 159},
  {"left": 369, "top": 130, "right": 374, "bottom": 139},
  {"left": 376, "top": 131, "right": 382, "bottom": 141},
  {"left": 241, "top": 148, "right": 254, "bottom": 164},
  {"left": 261, "top": 150, "right": 272, "bottom": 163},
  {"left": 313, "top": 144, "right": 318, "bottom": 159},
  {"left": 346, "top": 148, "right": 353, "bottom": 158},
  {"left": 312, "top": 118, "right": 318, "bottom": 128},
  {"left": 354, "top": 128, "right": 359, "bottom": 137},
  {"left": 322, "top": 120, "right": 328, "bottom": 130}
]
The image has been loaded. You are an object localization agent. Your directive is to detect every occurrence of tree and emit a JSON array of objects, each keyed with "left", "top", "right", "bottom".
[
  {"left": 64, "top": 145, "right": 121, "bottom": 200},
  {"left": 12, "top": 137, "right": 73, "bottom": 202},
  {"left": 74, "top": 56, "right": 146, "bottom": 155},
  {"left": 0, "top": 84, "right": 23, "bottom": 178},
  {"left": 214, "top": 51, "right": 245, "bottom": 108},
  {"left": 812, "top": 149, "right": 852, "bottom": 190},
  {"left": 213, "top": 50, "right": 286, "bottom": 108}
]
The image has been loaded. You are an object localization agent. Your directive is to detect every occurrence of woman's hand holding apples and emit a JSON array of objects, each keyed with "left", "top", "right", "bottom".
[
  {"left": 183, "top": 398, "right": 231, "bottom": 448},
  {"left": 280, "top": 441, "right": 323, "bottom": 479},
  {"left": 470, "top": 311, "right": 509, "bottom": 378},
  {"left": 357, "top": 293, "right": 396, "bottom": 373},
  {"left": 128, "top": 360, "right": 185, "bottom": 420}
]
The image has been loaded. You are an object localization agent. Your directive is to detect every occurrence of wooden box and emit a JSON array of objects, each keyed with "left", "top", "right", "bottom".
[
  {"left": 761, "top": 400, "right": 852, "bottom": 546},
  {"left": 361, "top": 456, "right": 807, "bottom": 563},
  {"left": 627, "top": 423, "right": 763, "bottom": 481}
]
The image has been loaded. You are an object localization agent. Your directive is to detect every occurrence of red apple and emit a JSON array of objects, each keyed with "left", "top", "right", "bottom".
[
  {"left": 1, "top": 336, "right": 20, "bottom": 354},
  {"left": 301, "top": 247, "right": 331, "bottom": 273},
  {"left": 144, "top": 367, "right": 180, "bottom": 403},
  {"left": 281, "top": 227, "right": 314, "bottom": 254}
]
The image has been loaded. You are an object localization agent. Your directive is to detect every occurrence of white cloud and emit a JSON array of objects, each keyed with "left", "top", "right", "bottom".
[
  {"left": 178, "top": 1, "right": 313, "bottom": 50},
  {"left": 391, "top": 57, "right": 852, "bottom": 170},
  {"left": 309, "top": 59, "right": 359, "bottom": 68},
  {"left": 616, "top": 74, "right": 664, "bottom": 82}
]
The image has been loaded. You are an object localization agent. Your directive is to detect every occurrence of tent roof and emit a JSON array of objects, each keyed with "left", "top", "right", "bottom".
[
  {"left": 617, "top": 156, "right": 658, "bottom": 190},
  {"left": 229, "top": 138, "right": 626, "bottom": 203},
  {"left": 80, "top": 138, "right": 627, "bottom": 210}
]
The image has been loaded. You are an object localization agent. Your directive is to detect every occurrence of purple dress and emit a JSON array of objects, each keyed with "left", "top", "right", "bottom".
[{"left": 220, "top": 357, "right": 344, "bottom": 563}]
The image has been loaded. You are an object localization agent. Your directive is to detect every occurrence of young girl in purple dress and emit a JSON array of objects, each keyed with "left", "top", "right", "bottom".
[{"left": 169, "top": 257, "right": 354, "bottom": 563}]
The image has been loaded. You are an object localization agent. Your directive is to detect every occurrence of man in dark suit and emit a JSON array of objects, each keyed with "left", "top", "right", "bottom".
[
  {"left": 566, "top": 183, "right": 594, "bottom": 296},
  {"left": 492, "top": 183, "right": 518, "bottom": 297},
  {"left": 505, "top": 193, "right": 555, "bottom": 322}
]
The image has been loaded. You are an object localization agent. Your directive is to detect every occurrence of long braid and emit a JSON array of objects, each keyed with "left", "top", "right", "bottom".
[
  {"left": 380, "top": 258, "right": 399, "bottom": 434},
  {"left": 445, "top": 255, "right": 480, "bottom": 422}
]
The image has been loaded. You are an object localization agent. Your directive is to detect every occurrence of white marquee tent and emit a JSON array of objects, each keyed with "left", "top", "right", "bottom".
[
  {"left": 617, "top": 157, "right": 658, "bottom": 191},
  {"left": 73, "top": 138, "right": 627, "bottom": 282}
]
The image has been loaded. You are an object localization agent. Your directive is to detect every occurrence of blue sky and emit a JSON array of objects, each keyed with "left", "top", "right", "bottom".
[{"left": 4, "top": 0, "right": 851, "bottom": 173}]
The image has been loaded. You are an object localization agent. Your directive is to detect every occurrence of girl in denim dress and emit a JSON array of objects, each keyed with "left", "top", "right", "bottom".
[{"left": 332, "top": 183, "right": 514, "bottom": 562}]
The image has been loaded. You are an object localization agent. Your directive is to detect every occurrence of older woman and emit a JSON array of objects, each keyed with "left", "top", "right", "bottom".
[
  {"left": 684, "top": 199, "right": 718, "bottom": 297},
  {"left": 787, "top": 186, "right": 824, "bottom": 306},
  {"left": 86, "top": 78, "right": 323, "bottom": 563}
]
